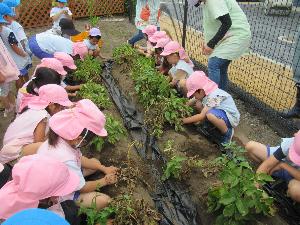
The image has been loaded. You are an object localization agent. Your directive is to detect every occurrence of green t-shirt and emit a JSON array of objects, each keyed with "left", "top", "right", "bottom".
[{"left": 203, "top": 0, "right": 251, "bottom": 60}]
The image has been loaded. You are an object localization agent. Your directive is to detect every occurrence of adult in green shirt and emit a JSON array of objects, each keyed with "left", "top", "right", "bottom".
[{"left": 188, "top": 0, "right": 251, "bottom": 91}]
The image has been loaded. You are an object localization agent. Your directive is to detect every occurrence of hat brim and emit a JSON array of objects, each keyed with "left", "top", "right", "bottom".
[
  {"left": 148, "top": 37, "right": 157, "bottom": 43},
  {"left": 97, "top": 128, "right": 108, "bottom": 137},
  {"left": 57, "top": 99, "right": 74, "bottom": 107},
  {"left": 187, "top": 89, "right": 196, "bottom": 98},
  {"left": 160, "top": 50, "right": 171, "bottom": 56},
  {"left": 289, "top": 141, "right": 300, "bottom": 166},
  {"left": 67, "top": 64, "right": 77, "bottom": 70},
  {"left": 63, "top": 28, "right": 80, "bottom": 37},
  {"left": 0, "top": 163, "right": 4, "bottom": 172},
  {"left": 57, "top": 70, "right": 67, "bottom": 76},
  {"left": 53, "top": 168, "right": 80, "bottom": 196}
]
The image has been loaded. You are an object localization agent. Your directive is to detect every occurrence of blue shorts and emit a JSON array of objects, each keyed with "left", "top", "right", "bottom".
[
  {"left": 207, "top": 108, "right": 232, "bottom": 129},
  {"left": 29, "top": 35, "right": 54, "bottom": 59},
  {"left": 19, "top": 64, "right": 32, "bottom": 76},
  {"left": 267, "top": 145, "right": 294, "bottom": 182},
  {"left": 73, "top": 191, "right": 80, "bottom": 201}
]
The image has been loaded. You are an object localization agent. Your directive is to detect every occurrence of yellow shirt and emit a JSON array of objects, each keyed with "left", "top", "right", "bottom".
[{"left": 71, "top": 31, "right": 103, "bottom": 48}]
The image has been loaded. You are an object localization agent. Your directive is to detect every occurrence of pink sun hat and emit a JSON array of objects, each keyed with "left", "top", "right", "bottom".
[
  {"left": 186, "top": 71, "right": 218, "bottom": 98},
  {"left": 149, "top": 31, "right": 168, "bottom": 43},
  {"left": 72, "top": 42, "right": 88, "bottom": 60},
  {"left": 160, "top": 41, "right": 188, "bottom": 60},
  {"left": 35, "top": 58, "right": 67, "bottom": 76},
  {"left": 142, "top": 25, "right": 157, "bottom": 37},
  {"left": 154, "top": 37, "right": 171, "bottom": 49},
  {"left": 27, "top": 84, "right": 73, "bottom": 110},
  {"left": 49, "top": 99, "right": 107, "bottom": 140},
  {"left": 0, "top": 163, "right": 3, "bottom": 172},
  {"left": 54, "top": 52, "right": 77, "bottom": 70},
  {"left": 288, "top": 131, "right": 300, "bottom": 166},
  {"left": 0, "top": 154, "right": 80, "bottom": 219}
]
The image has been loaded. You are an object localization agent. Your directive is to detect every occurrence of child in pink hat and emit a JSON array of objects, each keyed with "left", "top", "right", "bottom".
[
  {"left": 37, "top": 99, "right": 118, "bottom": 210},
  {"left": 0, "top": 84, "right": 73, "bottom": 165},
  {"left": 53, "top": 52, "right": 81, "bottom": 93},
  {"left": 16, "top": 67, "right": 61, "bottom": 113},
  {"left": 153, "top": 37, "right": 171, "bottom": 69},
  {"left": 246, "top": 131, "right": 300, "bottom": 202},
  {"left": 160, "top": 41, "right": 194, "bottom": 95},
  {"left": 182, "top": 71, "right": 240, "bottom": 144},
  {"left": 142, "top": 25, "right": 157, "bottom": 38},
  {"left": 0, "top": 154, "right": 79, "bottom": 220}
]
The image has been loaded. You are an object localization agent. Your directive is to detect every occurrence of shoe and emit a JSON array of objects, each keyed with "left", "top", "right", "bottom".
[
  {"left": 221, "top": 128, "right": 234, "bottom": 144},
  {"left": 281, "top": 84, "right": 300, "bottom": 118}
]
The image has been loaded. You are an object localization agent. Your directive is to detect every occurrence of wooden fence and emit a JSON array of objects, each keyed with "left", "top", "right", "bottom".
[{"left": 19, "top": 0, "right": 125, "bottom": 28}]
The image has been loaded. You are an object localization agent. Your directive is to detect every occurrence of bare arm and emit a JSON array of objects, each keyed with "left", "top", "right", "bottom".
[
  {"left": 33, "top": 119, "right": 47, "bottom": 142},
  {"left": 256, "top": 155, "right": 280, "bottom": 175},
  {"left": 11, "top": 43, "right": 27, "bottom": 57},
  {"left": 182, "top": 106, "right": 210, "bottom": 124},
  {"left": 80, "top": 174, "right": 117, "bottom": 193},
  {"left": 279, "top": 163, "right": 300, "bottom": 181},
  {"left": 65, "top": 85, "right": 81, "bottom": 92}
]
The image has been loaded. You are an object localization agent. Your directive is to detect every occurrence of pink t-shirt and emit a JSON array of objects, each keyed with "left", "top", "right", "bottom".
[{"left": 0, "top": 109, "right": 49, "bottom": 164}]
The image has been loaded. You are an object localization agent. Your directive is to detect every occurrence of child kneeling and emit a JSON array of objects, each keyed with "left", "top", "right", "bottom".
[
  {"left": 182, "top": 71, "right": 240, "bottom": 144},
  {"left": 246, "top": 131, "right": 300, "bottom": 202}
]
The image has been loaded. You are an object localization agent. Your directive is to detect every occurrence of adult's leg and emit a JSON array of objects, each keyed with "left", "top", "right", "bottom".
[
  {"left": 219, "top": 59, "right": 231, "bottom": 91},
  {"left": 128, "top": 29, "right": 144, "bottom": 46},
  {"left": 208, "top": 57, "right": 221, "bottom": 87},
  {"left": 77, "top": 192, "right": 111, "bottom": 210},
  {"left": 245, "top": 141, "right": 268, "bottom": 162}
]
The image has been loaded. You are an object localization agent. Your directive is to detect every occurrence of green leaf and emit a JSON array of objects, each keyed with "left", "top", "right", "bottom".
[
  {"left": 219, "top": 193, "right": 235, "bottom": 205},
  {"left": 257, "top": 173, "right": 274, "bottom": 182},
  {"left": 223, "top": 204, "right": 235, "bottom": 217},
  {"left": 236, "top": 199, "right": 249, "bottom": 216}
]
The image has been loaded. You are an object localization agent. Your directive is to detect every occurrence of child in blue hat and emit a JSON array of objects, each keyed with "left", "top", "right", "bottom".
[
  {"left": 0, "top": 3, "right": 31, "bottom": 89},
  {"left": 50, "top": 0, "right": 72, "bottom": 33}
]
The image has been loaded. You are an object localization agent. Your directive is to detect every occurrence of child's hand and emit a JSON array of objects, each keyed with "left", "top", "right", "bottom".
[
  {"left": 85, "top": 24, "right": 91, "bottom": 31},
  {"left": 104, "top": 174, "right": 118, "bottom": 185},
  {"left": 103, "top": 166, "right": 119, "bottom": 175}
]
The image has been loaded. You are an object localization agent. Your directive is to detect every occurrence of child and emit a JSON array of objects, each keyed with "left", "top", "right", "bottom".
[
  {"left": 160, "top": 41, "right": 194, "bottom": 94},
  {"left": 153, "top": 37, "right": 170, "bottom": 67},
  {"left": 3, "top": 1, "right": 32, "bottom": 58},
  {"left": 2, "top": 0, "right": 21, "bottom": 19},
  {"left": 154, "top": 38, "right": 172, "bottom": 75},
  {"left": 37, "top": 99, "right": 118, "bottom": 210},
  {"left": 0, "top": 21, "right": 19, "bottom": 117},
  {"left": 182, "top": 71, "right": 240, "bottom": 144},
  {"left": 0, "top": 84, "right": 73, "bottom": 165},
  {"left": 50, "top": 0, "right": 72, "bottom": 34},
  {"left": 29, "top": 32, "right": 88, "bottom": 60},
  {"left": 246, "top": 132, "right": 300, "bottom": 202},
  {"left": 135, "top": 25, "right": 157, "bottom": 56},
  {"left": 17, "top": 67, "right": 61, "bottom": 113},
  {"left": 83, "top": 28, "right": 106, "bottom": 59},
  {"left": 0, "top": 3, "right": 31, "bottom": 89},
  {"left": 0, "top": 155, "right": 79, "bottom": 220}
]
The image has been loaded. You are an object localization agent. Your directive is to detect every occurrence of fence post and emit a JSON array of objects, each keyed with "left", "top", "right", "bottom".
[
  {"left": 182, "top": 0, "right": 188, "bottom": 48},
  {"left": 128, "top": 0, "right": 135, "bottom": 24}
]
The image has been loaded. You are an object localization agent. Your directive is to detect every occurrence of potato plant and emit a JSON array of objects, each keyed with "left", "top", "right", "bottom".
[
  {"left": 91, "top": 114, "right": 126, "bottom": 152},
  {"left": 74, "top": 55, "right": 102, "bottom": 82},
  {"left": 113, "top": 44, "right": 138, "bottom": 65},
  {"left": 207, "top": 142, "right": 275, "bottom": 225},
  {"left": 78, "top": 82, "right": 112, "bottom": 109}
]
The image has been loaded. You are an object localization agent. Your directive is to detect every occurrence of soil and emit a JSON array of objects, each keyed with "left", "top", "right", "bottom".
[{"left": 0, "top": 17, "right": 289, "bottom": 225}]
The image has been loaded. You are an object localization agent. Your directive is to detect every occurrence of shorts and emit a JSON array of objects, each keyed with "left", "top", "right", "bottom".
[
  {"left": 19, "top": 64, "right": 32, "bottom": 76},
  {"left": 207, "top": 108, "right": 232, "bottom": 129},
  {"left": 29, "top": 35, "right": 54, "bottom": 59},
  {"left": 0, "top": 83, "right": 12, "bottom": 97},
  {"left": 267, "top": 145, "right": 294, "bottom": 182},
  {"left": 73, "top": 191, "right": 80, "bottom": 201}
]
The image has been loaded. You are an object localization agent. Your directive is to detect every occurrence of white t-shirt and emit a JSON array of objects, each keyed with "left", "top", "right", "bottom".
[
  {"left": 83, "top": 39, "right": 97, "bottom": 50},
  {"left": 169, "top": 60, "right": 194, "bottom": 79},
  {"left": 0, "top": 26, "right": 31, "bottom": 70},
  {"left": 50, "top": 7, "right": 72, "bottom": 29},
  {"left": 7, "top": 21, "right": 31, "bottom": 55},
  {"left": 36, "top": 32, "right": 73, "bottom": 55}
]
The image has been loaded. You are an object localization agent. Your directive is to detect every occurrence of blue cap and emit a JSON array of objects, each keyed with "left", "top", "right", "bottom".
[
  {"left": 0, "top": 3, "right": 14, "bottom": 17},
  {"left": 2, "top": 0, "right": 21, "bottom": 8},
  {"left": 57, "top": 0, "right": 68, "bottom": 3},
  {"left": 2, "top": 209, "right": 70, "bottom": 225},
  {"left": 0, "top": 14, "right": 8, "bottom": 24}
]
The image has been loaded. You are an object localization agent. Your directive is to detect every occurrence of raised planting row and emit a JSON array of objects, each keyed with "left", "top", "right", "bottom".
[
  {"left": 112, "top": 44, "right": 277, "bottom": 225},
  {"left": 113, "top": 44, "right": 192, "bottom": 137},
  {"left": 71, "top": 56, "right": 161, "bottom": 225}
]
